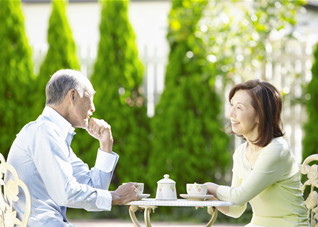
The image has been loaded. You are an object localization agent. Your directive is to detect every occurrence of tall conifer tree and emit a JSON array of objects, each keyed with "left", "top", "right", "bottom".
[
  {"left": 36, "top": 0, "right": 80, "bottom": 115},
  {"left": 303, "top": 43, "right": 318, "bottom": 159},
  {"left": 148, "top": 0, "right": 230, "bottom": 194},
  {"left": 0, "top": 0, "right": 35, "bottom": 157},
  {"left": 90, "top": 0, "right": 149, "bottom": 184}
]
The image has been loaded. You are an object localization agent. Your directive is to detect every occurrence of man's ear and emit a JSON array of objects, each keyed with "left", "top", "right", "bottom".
[{"left": 67, "top": 89, "right": 76, "bottom": 104}]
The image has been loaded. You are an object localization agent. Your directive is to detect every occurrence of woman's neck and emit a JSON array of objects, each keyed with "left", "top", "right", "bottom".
[
  {"left": 247, "top": 142, "right": 262, "bottom": 153},
  {"left": 245, "top": 142, "right": 263, "bottom": 170}
]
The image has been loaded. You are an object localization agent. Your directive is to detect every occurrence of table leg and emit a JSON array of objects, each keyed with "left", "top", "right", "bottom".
[
  {"left": 129, "top": 205, "right": 218, "bottom": 227},
  {"left": 206, "top": 207, "right": 218, "bottom": 227},
  {"left": 128, "top": 205, "right": 157, "bottom": 227},
  {"left": 144, "top": 207, "right": 152, "bottom": 227},
  {"left": 140, "top": 206, "right": 157, "bottom": 227},
  {"left": 129, "top": 205, "right": 141, "bottom": 227}
]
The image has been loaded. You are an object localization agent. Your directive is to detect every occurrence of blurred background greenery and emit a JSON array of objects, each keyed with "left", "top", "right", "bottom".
[{"left": 1, "top": 0, "right": 318, "bottom": 224}]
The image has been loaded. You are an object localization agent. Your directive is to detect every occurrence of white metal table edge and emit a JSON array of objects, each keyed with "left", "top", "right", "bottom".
[
  {"left": 126, "top": 198, "right": 233, "bottom": 207},
  {"left": 124, "top": 198, "right": 233, "bottom": 227}
]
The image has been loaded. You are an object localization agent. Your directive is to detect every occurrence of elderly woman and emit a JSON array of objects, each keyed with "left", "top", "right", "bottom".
[{"left": 206, "top": 80, "right": 309, "bottom": 226}]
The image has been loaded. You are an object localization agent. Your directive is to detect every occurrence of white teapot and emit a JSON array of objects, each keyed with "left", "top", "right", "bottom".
[{"left": 155, "top": 174, "right": 177, "bottom": 200}]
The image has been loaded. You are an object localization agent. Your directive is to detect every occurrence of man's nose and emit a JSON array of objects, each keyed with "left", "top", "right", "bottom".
[{"left": 91, "top": 103, "right": 95, "bottom": 113}]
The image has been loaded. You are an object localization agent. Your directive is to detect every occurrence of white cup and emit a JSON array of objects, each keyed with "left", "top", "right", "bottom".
[
  {"left": 186, "top": 183, "right": 207, "bottom": 196},
  {"left": 123, "top": 182, "right": 144, "bottom": 195},
  {"left": 135, "top": 183, "right": 144, "bottom": 195}
]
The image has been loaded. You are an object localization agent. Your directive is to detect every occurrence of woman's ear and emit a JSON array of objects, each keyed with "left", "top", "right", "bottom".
[{"left": 255, "top": 115, "right": 259, "bottom": 124}]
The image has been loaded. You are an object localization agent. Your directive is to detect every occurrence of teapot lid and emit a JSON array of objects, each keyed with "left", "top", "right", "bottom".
[{"left": 157, "top": 174, "right": 175, "bottom": 184}]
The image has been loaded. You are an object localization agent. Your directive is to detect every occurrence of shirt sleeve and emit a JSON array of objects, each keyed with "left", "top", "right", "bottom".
[
  {"left": 32, "top": 122, "right": 114, "bottom": 211},
  {"left": 217, "top": 140, "right": 292, "bottom": 217},
  {"left": 70, "top": 148, "right": 118, "bottom": 190}
]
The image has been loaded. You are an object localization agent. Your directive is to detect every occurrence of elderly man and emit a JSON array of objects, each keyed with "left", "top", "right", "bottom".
[{"left": 7, "top": 69, "right": 138, "bottom": 226}]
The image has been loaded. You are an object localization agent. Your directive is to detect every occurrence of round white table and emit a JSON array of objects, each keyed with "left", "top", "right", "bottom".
[{"left": 125, "top": 198, "right": 233, "bottom": 227}]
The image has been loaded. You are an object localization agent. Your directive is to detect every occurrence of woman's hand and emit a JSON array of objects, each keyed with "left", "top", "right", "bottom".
[
  {"left": 205, "top": 182, "right": 230, "bottom": 214},
  {"left": 205, "top": 182, "right": 219, "bottom": 197}
]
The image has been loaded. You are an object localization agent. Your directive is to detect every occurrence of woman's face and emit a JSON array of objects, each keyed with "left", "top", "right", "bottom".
[{"left": 229, "top": 89, "right": 259, "bottom": 141}]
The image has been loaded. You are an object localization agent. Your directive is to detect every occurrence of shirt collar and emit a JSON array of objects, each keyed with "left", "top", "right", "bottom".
[{"left": 41, "top": 107, "right": 75, "bottom": 140}]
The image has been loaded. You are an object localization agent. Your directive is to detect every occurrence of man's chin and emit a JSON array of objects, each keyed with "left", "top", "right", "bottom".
[
  {"left": 83, "top": 119, "right": 89, "bottom": 128},
  {"left": 73, "top": 123, "right": 87, "bottom": 130},
  {"left": 72, "top": 119, "right": 89, "bottom": 129}
]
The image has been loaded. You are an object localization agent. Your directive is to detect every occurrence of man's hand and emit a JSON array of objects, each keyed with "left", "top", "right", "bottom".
[
  {"left": 110, "top": 182, "right": 139, "bottom": 205},
  {"left": 87, "top": 118, "right": 113, "bottom": 153}
]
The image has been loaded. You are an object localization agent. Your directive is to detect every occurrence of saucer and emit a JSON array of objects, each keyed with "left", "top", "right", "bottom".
[
  {"left": 137, "top": 194, "right": 150, "bottom": 200},
  {"left": 180, "top": 194, "right": 214, "bottom": 201}
]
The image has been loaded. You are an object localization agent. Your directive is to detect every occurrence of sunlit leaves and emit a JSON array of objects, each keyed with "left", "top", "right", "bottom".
[{"left": 198, "top": 0, "right": 305, "bottom": 82}]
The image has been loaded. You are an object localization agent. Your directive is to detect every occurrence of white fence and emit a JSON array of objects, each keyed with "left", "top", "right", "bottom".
[
  {"left": 32, "top": 39, "right": 315, "bottom": 163},
  {"left": 261, "top": 40, "right": 314, "bottom": 163}
]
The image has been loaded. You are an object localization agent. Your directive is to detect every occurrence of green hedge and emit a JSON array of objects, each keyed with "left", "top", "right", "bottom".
[
  {"left": 35, "top": 0, "right": 80, "bottom": 116},
  {"left": 87, "top": 0, "right": 150, "bottom": 186},
  {"left": 147, "top": 0, "right": 230, "bottom": 195},
  {"left": 0, "top": 0, "right": 35, "bottom": 158}
]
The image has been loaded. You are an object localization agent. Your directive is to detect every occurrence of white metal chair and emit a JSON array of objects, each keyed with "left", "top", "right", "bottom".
[
  {"left": 300, "top": 154, "right": 318, "bottom": 227},
  {"left": 0, "top": 153, "right": 31, "bottom": 227}
]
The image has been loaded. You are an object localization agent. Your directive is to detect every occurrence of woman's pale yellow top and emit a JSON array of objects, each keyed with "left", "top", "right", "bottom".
[{"left": 217, "top": 137, "right": 309, "bottom": 227}]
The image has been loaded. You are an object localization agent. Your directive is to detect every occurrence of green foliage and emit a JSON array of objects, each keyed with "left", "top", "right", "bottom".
[
  {"left": 147, "top": 0, "right": 230, "bottom": 195},
  {"left": 88, "top": 0, "right": 150, "bottom": 185},
  {"left": 201, "top": 0, "right": 306, "bottom": 82},
  {"left": 0, "top": 0, "right": 35, "bottom": 157},
  {"left": 35, "top": 0, "right": 80, "bottom": 115},
  {"left": 303, "top": 43, "right": 318, "bottom": 159}
]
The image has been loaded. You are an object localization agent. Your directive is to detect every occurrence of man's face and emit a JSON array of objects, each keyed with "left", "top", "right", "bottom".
[{"left": 69, "top": 90, "right": 95, "bottom": 129}]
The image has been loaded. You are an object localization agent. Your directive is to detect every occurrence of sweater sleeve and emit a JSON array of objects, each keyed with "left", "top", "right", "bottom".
[
  {"left": 217, "top": 144, "right": 247, "bottom": 218},
  {"left": 216, "top": 139, "right": 292, "bottom": 217}
]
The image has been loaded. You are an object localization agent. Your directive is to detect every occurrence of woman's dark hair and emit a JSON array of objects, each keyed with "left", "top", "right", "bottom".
[{"left": 229, "top": 79, "right": 284, "bottom": 147}]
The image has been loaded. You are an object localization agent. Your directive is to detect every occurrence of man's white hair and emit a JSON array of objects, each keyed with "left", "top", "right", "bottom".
[{"left": 45, "top": 69, "right": 95, "bottom": 105}]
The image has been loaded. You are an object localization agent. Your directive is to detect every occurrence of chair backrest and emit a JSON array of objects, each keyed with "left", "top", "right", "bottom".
[
  {"left": 0, "top": 153, "right": 31, "bottom": 227},
  {"left": 300, "top": 154, "right": 318, "bottom": 227}
]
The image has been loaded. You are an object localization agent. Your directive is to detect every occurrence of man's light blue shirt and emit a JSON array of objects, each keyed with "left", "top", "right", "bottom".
[{"left": 7, "top": 107, "right": 119, "bottom": 226}]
